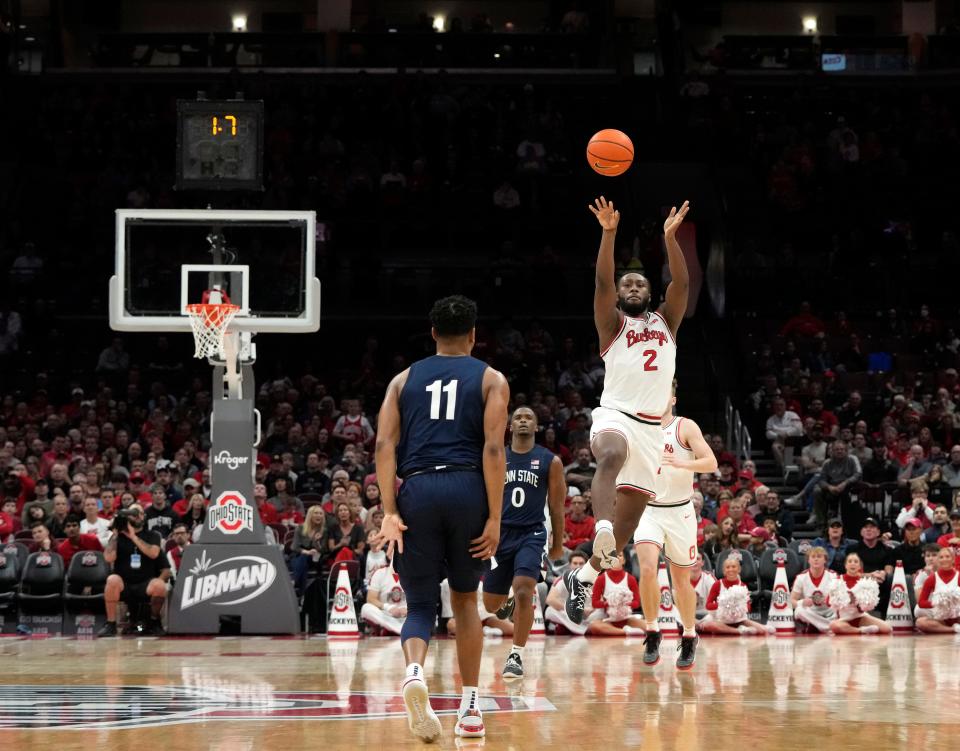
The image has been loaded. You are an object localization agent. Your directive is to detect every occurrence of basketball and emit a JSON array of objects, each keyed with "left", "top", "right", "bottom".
[{"left": 587, "top": 129, "right": 634, "bottom": 176}]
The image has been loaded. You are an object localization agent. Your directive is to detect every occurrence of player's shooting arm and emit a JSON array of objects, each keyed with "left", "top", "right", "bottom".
[
  {"left": 659, "top": 200, "right": 690, "bottom": 335},
  {"left": 547, "top": 456, "right": 566, "bottom": 560},
  {"left": 589, "top": 196, "right": 622, "bottom": 344}
]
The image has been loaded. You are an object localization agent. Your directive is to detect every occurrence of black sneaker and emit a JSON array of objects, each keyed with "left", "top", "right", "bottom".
[
  {"left": 563, "top": 569, "right": 589, "bottom": 625},
  {"left": 145, "top": 618, "right": 165, "bottom": 636},
  {"left": 496, "top": 595, "right": 516, "bottom": 620},
  {"left": 97, "top": 621, "right": 118, "bottom": 638},
  {"left": 642, "top": 630, "right": 662, "bottom": 666},
  {"left": 502, "top": 652, "right": 523, "bottom": 681},
  {"left": 676, "top": 635, "right": 698, "bottom": 671}
]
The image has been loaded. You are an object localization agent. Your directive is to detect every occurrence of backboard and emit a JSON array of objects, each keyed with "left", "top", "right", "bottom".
[{"left": 109, "top": 209, "right": 320, "bottom": 334}]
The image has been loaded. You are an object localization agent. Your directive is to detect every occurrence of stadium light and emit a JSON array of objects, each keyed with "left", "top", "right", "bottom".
[
  {"left": 802, "top": 16, "right": 818, "bottom": 34},
  {"left": 232, "top": 14, "right": 248, "bottom": 32},
  {"left": 433, "top": 15, "right": 445, "bottom": 32}
]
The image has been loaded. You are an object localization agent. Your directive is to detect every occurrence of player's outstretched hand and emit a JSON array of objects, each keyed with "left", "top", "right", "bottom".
[
  {"left": 470, "top": 518, "right": 501, "bottom": 560},
  {"left": 588, "top": 196, "right": 620, "bottom": 231},
  {"left": 663, "top": 200, "right": 690, "bottom": 237},
  {"left": 376, "top": 512, "right": 408, "bottom": 557}
]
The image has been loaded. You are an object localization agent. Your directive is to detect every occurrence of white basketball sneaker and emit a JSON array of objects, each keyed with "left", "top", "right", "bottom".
[
  {"left": 456, "top": 709, "right": 485, "bottom": 738},
  {"left": 593, "top": 525, "right": 618, "bottom": 570},
  {"left": 402, "top": 675, "right": 442, "bottom": 743}
]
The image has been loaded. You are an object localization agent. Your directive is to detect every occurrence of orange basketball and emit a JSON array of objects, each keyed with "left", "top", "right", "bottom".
[{"left": 587, "top": 129, "right": 634, "bottom": 176}]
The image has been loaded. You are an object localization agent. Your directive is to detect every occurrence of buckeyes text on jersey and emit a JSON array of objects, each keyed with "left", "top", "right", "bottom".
[{"left": 600, "top": 312, "right": 676, "bottom": 420}]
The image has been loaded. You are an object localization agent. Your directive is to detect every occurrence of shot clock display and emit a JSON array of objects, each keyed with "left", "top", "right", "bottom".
[{"left": 176, "top": 100, "right": 264, "bottom": 191}]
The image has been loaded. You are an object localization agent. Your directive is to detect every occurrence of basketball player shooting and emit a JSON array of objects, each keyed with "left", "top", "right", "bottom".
[
  {"left": 564, "top": 196, "right": 690, "bottom": 625},
  {"left": 634, "top": 386, "right": 716, "bottom": 669},
  {"left": 374, "top": 295, "right": 509, "bottom": 743}
]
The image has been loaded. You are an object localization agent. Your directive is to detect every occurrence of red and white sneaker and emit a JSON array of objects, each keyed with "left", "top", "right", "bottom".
[
  {"left": 455, "top": 709, "right": 485, "bottom": 738},
  {"left": 402, "top": 676, "right": 442, "bottom": 743}
]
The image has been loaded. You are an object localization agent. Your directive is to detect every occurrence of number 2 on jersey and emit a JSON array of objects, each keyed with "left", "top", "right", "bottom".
[
  {"left": 425, "top": 379, "right": 458, "bottom": 420},
  {"left": 643, "top": 350, "right": 658, "bottom": 371}
]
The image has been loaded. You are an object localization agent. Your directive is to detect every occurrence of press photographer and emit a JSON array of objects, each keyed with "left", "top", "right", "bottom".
[{"left": 98, "top": 504, "right": 170, "bottom": 637}]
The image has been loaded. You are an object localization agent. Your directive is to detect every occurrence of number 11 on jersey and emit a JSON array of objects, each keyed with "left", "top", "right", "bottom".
[{"left": 426, "top": 379, "right": 458, "bottom": 420}]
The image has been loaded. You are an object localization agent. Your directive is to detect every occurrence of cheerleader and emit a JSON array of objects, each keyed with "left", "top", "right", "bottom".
[
  {"left": 791, "top": 547, "right": 837, "bottom": 633},
  {"left": 700, "top": 556, "right": 771, "bottom": 635},
  {"left": 586, "top": 551, "right": 647, "bottom": 636},
  {"left": 916, "top": 547, "right": 960, "bottom": 634},
  {"left": 828, "top": 552, "right": 893, "bottom": 635}
]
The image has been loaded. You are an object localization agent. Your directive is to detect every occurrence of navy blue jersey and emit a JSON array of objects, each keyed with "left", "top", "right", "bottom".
[
  {"left": 501, "top": 445, "right": 554, "bottom": 529},
  {"left": 397, "top": 355, "right": 488, "bottom": 477}
]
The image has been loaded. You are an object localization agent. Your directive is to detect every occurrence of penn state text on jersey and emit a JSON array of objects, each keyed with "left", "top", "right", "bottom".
[{"left": 502, "top": 445, "right": 554, "bottom": 528}]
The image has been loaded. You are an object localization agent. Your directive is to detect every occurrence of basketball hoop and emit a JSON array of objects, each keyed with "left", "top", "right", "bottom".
[{"left": 185, "top": 297, "right": 240, "bottom": 359}]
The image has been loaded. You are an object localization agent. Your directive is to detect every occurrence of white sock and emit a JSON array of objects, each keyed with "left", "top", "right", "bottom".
[
  {"left": 682, "top": 627, "right": 696, "bottom": 638},
  {"left": 860, "top": 625, "right": 879, "bottom": 635},
  {"left": 510, "top": 644, "right": 524, "bottom": 657},
  {"left": 737, "top": 625, "right": 752, "bottom": 635},
  {"left": 645, "top": 621, "right": 660, "bottom": 632},
  {"left": 483, "top": 626, "right": 503, "bottom": 637},
  {"left": 623, "top": 625, "right": 646, "bottom": 636},
  {"left": 952, "top": 623, "right": 960, "bottom": 634},
  {"left": 460, "top": 686, "right": 479, "bottom": 716},
  {"left": 595, "top": 519, "right": 614, "bottom": 536},
  {"left": 405, "top": 662, "right": 424, "bottom": 681},
  {"left": 576, "top": 561, "right": 600, "bottom": 584}
]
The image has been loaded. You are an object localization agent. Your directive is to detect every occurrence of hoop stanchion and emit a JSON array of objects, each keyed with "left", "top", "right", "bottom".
[{"left": 185, "top": 302, "right": 240, "bottom": 359}]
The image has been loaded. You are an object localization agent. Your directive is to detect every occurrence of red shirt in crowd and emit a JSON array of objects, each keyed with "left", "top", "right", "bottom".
[
  {"left": 591, "top": 569, "right": 640, "bottom": 611},
  {"left": 258, "top": 503, "right": 279, "bottom": 525},
  {"left": 705, "top": 576, "right": 751, "bottom": 612},
  {"left": 936, "top": 533, "right": 960, "bottom": 555},
  {"left": 0, "top": 511, "right": 15, "bottom": 541},
  {"left": 564, "top": 514, "right": 595, "bottom": 549},
  {"left": 56, "top": 534, "right": 103, "bottom": 564},
  {"left": 278, "top": 508, "right": 304, "bottom": 525}
]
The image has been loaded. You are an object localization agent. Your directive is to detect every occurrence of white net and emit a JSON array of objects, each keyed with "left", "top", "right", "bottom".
[{"left": 185, "top": 302, "right": 240, "bottom": 359}]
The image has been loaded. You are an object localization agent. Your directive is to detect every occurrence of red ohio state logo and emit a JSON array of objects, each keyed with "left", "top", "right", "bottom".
[
  {"left": 890, "top": 584, "right": 907, "bottom": 609},
  {"left": 772, "top": 585, "right": 789, "bottom": 609},
  {"left": 208, "top": 491, "right": 254, "bottom": 535},
  {"left": 334, "top": 586, "right": 351, "bottom": 612}
]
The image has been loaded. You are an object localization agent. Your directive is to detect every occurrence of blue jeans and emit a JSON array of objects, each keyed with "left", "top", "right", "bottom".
[{"left": 290, "top": 552, "right": 314, "bottom": 593}]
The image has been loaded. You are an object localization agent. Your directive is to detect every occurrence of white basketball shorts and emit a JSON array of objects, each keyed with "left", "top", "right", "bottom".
[
  {"left": 590, "top": 406, "right": 661, "bottom": 499},
  {"left": 633, "top": 501, "right": 698, "bottom": 568}
]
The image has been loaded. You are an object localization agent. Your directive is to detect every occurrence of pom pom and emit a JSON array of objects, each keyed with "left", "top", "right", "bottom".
[
  {"left": 828, "top": 578, "right": 851, "bottom": 612},
  {"left": 852, "top": 577, "right": 880, "bottom": 612},
  {"left": 716, "top": 584, "right": 750, "bottom": 624},
  {"left": 605, "top": 587, "right": 634, "bottom": 621},
  {"left": 931, "top": 586, "right": 960, "bottom": 621}
]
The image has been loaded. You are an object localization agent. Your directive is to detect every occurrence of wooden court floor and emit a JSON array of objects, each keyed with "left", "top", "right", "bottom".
[{"left": 0, "top": 634, "right": 957, "bottom": 750}]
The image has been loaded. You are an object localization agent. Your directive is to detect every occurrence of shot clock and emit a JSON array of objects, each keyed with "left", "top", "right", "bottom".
[{"left": 176, "top": 100, "right": 264, "bottom": 191}]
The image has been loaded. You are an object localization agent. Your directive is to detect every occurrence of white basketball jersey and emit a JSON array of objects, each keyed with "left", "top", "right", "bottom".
[
  {"left": 599, "top": 311, "right": 677, "bottom": 420},
  {"left": 792, "top": 569, "right": 835, "bottom": 612},
  {"left": 654, "top": 416, "right": 695, "bottom": 505}
]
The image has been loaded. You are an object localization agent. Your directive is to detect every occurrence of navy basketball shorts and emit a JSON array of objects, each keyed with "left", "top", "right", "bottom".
[
  {"left": 394, "top": 471, "right": 489, "bottom": 594},
  {"left": 483, "top": 525, "right": 546, "bottom": 595}
]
